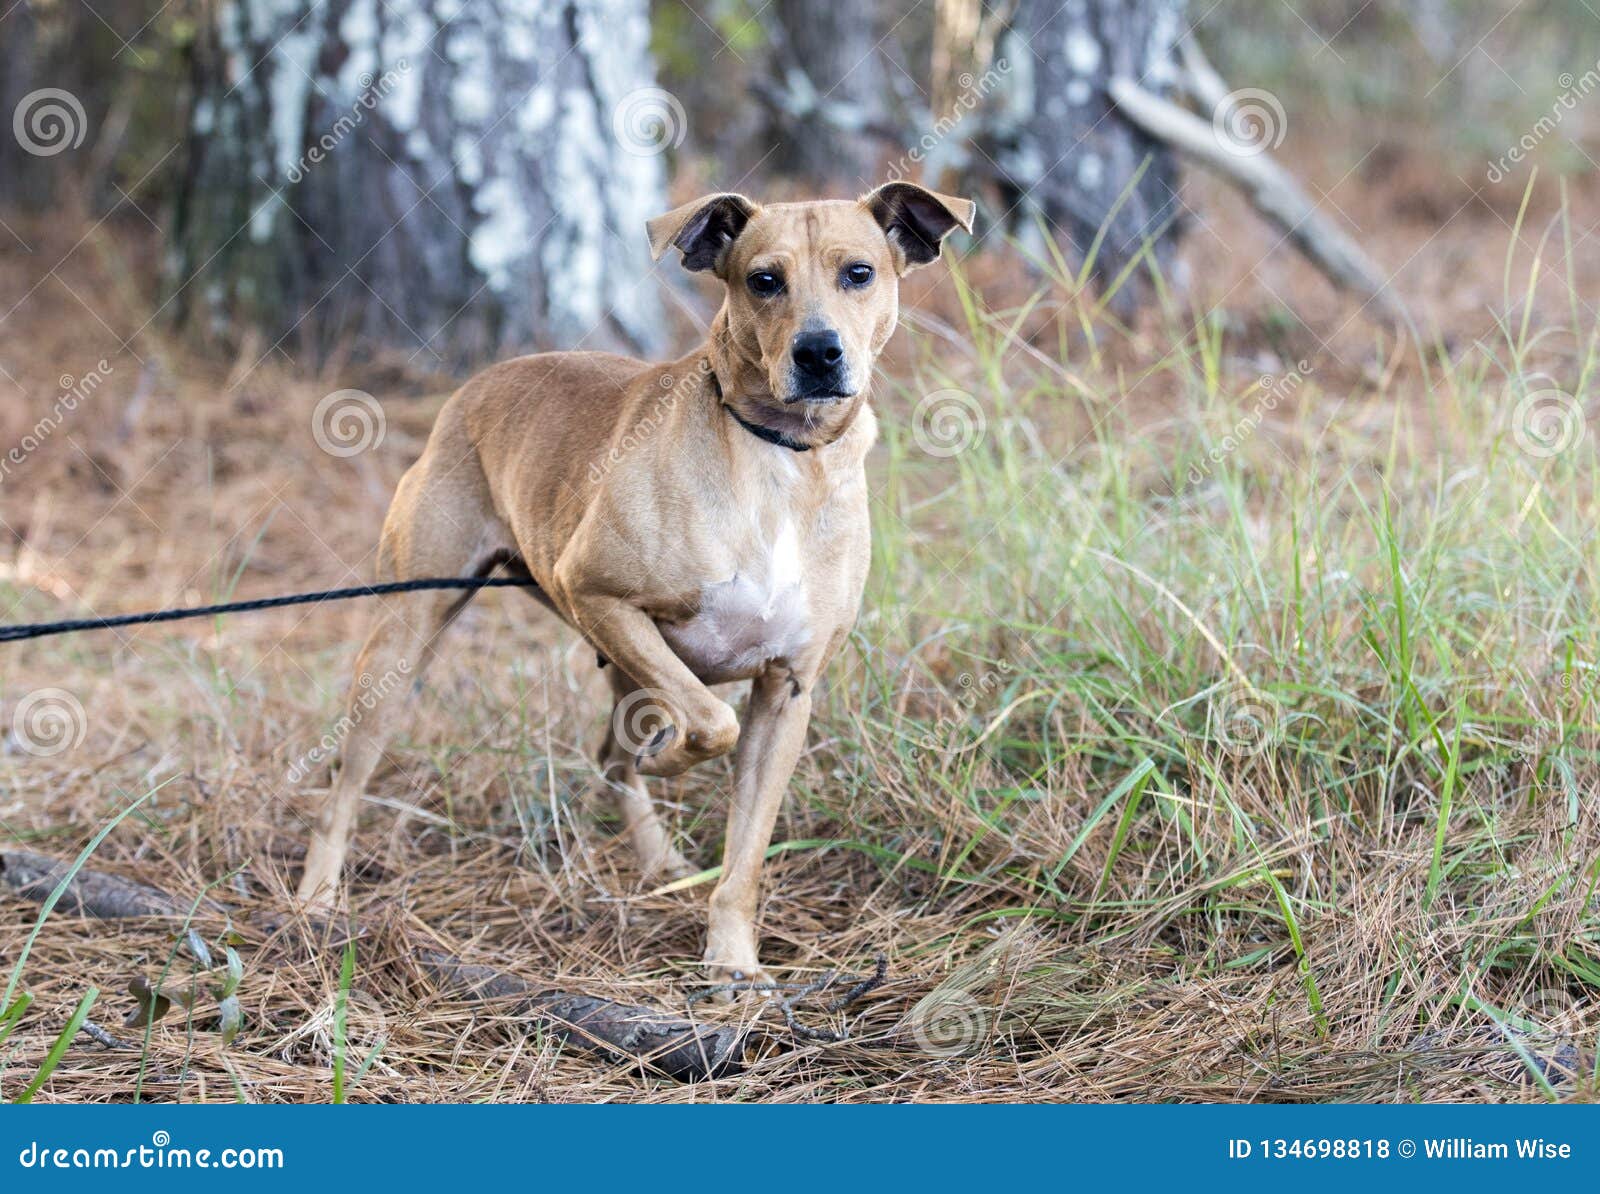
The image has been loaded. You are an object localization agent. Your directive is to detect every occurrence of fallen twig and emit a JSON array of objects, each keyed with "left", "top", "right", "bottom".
[
  {"left": 687, "top": 952, "right": 889, "bottom": 1043},
  {"left": 76, "top": 1018, "right": 136, "bottom": 1050},
  {"left": 1107, "top": 75, "right": 1415, "bottom": 335},
  {"left": 418, "top": 950, "right": 763, "bottom": 1082}
]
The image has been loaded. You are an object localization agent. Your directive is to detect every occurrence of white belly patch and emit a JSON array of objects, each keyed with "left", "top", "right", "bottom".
[{"left": 660, "top": 520, "right": 811, "bottom": 681}]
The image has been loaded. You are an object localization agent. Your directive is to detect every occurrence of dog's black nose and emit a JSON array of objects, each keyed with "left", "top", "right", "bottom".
[{"left": 792, "top": 330, "right": 844, "bottom": 378}]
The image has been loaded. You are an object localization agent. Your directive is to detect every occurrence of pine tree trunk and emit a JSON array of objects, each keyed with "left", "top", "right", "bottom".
[
  {"left": 0, "top": 1, "right": 40, "bottom": 209},
  {"left": 169, "top": 0, "right": 667, "bottom": 366},
  {"left": 761, "top": 0, "right": 886, "bottom": 185},
  {"left": 988, "top": 0, "right": 1187, "bottom": 313}
]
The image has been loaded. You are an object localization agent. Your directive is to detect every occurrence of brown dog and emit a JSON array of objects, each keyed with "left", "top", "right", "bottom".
[{"left": 296, "top": 182, "right": 974, "bottom": 983}]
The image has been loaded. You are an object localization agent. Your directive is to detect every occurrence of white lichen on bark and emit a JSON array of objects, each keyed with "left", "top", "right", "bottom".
[{"left": 173, "top": 0, "right": 667, "bottom": 361}]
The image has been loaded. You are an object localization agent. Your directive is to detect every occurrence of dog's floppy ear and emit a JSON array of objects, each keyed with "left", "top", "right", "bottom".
[
  {"left": 647, "top": 193, "right": 759, "bottom": 275},
  {"left": 863, "top": 182, "right": 976, "bottom": 273}
]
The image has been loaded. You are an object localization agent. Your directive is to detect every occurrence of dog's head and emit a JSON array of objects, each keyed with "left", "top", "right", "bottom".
[{"left": 648, "top": 182, "right": 975, "bottom": 447}]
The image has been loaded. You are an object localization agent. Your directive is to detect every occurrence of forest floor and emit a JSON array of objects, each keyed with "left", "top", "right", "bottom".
[{"left": 3, "top": 137, "right": 1600, "bottom": 1102}]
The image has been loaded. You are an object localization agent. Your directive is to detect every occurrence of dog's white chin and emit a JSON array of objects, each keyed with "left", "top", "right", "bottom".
[{"left": 782, "top": 390, "right": 856, "bottom": 406}]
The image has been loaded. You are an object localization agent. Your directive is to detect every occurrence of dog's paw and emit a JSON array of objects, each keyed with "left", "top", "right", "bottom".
[
  {"left": 635, "top": 703, "right": 739, "bottom": 776},
  {"left": 702, "top": 960, "right": 778, "bottom": 1003},
  {"left": 633, "top": 723, "right": 680, "bottom": 772},
  {"left": 640, "top": 844, "right": 697, "bottom": 884},
  {"left": 703, "top": 921, "right": 772, "bottom": 1000}
]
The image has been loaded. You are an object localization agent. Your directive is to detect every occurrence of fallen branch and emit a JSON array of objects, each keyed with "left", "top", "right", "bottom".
[
  {"left": 1175, "top": 34, "right": 1231, "bottom": 117},
  {"left": 0, "top": 849, "right": 191, "bottom": 918},
  {"left": 418, "top": 951, "right": 764, "bottom": 1082},
  {"left": 1107, "top": 75, "right": 1415, "bottom": 335},
  {"left": 76, "top": 1018, "right": 137, "bottom": 1050},
  {"left": 0, "top": 848, "right": 767, "bottom": 1082}
]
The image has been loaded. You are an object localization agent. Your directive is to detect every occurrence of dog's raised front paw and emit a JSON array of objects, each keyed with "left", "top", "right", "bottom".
[{"left": 635, "top": 703, "right": 739, "bottom": 776}]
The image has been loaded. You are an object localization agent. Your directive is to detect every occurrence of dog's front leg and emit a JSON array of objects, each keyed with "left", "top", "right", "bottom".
[
  {"left": 560, "top": 585, "right": 740, "bottom": 775},
  {"left": 704, "top": 666, "right": 813, "bottom": 985}
]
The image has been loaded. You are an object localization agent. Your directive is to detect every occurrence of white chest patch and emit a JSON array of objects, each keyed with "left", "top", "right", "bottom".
[{"left": 660, "top": 519, "right": 811, "bottom": 682}]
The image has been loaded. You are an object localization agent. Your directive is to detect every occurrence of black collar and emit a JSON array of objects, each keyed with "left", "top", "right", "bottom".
[
  {"left": 726, "top": 405, "right": 813, "bottom": 452},
  {"left": 711, "top": 372, "right": 812, "bottom": 453}
]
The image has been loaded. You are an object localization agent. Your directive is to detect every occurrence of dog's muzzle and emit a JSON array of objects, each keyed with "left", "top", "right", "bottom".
[{"left": 789, "top": 330, "right": 853, "bottom": 402}]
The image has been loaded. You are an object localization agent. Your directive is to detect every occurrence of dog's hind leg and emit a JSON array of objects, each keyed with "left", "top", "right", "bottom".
[
  {"left": 594, "top": 669, "right": 694, "bottom": 881},
  {"left": 296, "top": 455, "right": 508, "bottom": 911},
  {"left": 295, "top": 587, "right": 468, "bottom": 910}
]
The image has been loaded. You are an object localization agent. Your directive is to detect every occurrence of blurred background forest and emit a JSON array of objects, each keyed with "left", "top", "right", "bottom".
[
  {"left": 4, "top": 2, "right": 1600, "bottom": 1104},
  {"left": 3, "top": 0, "right": 1596, "bottom": 372}
]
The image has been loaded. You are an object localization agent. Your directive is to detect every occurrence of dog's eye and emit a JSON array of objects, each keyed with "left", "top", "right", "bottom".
[
  {"left": 842, "top": 263, "right": 874, "bottom": 288},
  {"left": 747, "top": 271, "right": 784, "bottom": 297}
]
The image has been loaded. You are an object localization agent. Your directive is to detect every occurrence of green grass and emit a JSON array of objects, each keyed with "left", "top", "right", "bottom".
[
  {"left": 4, "top": 177, "right": 1596, "bottom": 1100},
  {"left": 774, "top": 201, "right": 1600, "bottom": 1093}
]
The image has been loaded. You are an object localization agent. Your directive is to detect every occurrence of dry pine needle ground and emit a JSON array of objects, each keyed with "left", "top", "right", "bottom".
[{"left": 3, "top": 160, "right": 1600, "bottom": 1102}]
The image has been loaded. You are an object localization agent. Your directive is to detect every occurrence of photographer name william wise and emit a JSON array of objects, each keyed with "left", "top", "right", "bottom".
[{"left": 1427, "top": 1138, "right": 1571, "bottom": 1160}]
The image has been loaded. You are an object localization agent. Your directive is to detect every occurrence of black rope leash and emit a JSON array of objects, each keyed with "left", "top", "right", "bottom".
[{"left": 0, "top": 577, "right": 542, "bottom": 644}]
